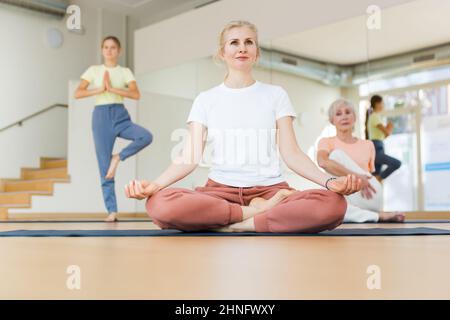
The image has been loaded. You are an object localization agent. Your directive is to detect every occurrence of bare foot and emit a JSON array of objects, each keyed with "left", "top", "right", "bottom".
[
  {"left": 249, "top": 189, "right": 295, "bottom": 211},
  {"left": 211, "top": 226, "right": 236, "bottom": 233},
  {"left": 227, "top": 217, "right": 256, "bottom": 232},
  {"left": 104, "top": 212, "right": 118, "bottom": 222},
  {"left": 216, "top": 189, "right": 296, "bottom": 231},
  {"left": 378, "top": 211, "right": 405, "bottom": 222},
  {"left": 105, "top": 154, "right": 120, "bottom": 180},
  {"left": 213, "top": 217, "right": 256, "bottom": 232}
]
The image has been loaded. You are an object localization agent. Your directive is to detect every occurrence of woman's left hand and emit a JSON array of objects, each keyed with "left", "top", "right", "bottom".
[{"left": 327, "top": 174, "right": 362, "bottom": 195}]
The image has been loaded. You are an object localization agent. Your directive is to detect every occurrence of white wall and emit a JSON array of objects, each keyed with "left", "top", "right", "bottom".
[
  {"left": 136, "top": 58, "right": 341, "bottom": 193},
  {"left": 10, "top": 82, "right": 139, "bottom": 214},
  {"left": 0, "top": 1, "right": 96, "bottom": 129},
  {"left": 99, "top": 7, "right": 128, "bottom": 66},
  {"left": 0, "top": 1, "right": 129, "bottom": 179},
  {"left": 0, "top": 109, "right": 68, "bottom": 178}
]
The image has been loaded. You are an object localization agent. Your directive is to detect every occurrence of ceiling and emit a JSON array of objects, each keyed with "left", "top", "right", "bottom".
[
  {"left": 263, "top": 0, "right": 450, "bottom": 65},
  {"left": 94, "top": 0, "right": 450, "bottom": 66},
  {"left": 99, "top": 0, "right": 219, "bottom": 25},
  {"left": 105, "top": 0, "right": 154, "bottom": 8}
]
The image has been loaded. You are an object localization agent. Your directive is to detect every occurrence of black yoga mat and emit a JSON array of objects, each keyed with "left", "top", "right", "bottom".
[
  {"left": 347, "top": 220, "right": 450, "bottom": 224},
  {"left": 0, "top": 219, "right": 151, "bottom": 223},
  {"left": 1, "top": 219, "right": 449, "bottom": 224},
  {"left": 1, "top": 227, "right": 450, "bottom": 237}
]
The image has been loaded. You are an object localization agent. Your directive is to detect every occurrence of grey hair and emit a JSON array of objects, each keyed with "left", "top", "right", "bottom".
[{"left": 328, "top": 98, "right": 356, "bottom": 123}]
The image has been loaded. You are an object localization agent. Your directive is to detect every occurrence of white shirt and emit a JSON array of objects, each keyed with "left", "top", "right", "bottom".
[{"left": 187, "top": 81, "right": 297, "bottom": 187}]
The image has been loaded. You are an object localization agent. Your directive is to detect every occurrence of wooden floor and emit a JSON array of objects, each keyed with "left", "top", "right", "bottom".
[{"left": 1, "top": 219, "right": 450, "bottom": 299}]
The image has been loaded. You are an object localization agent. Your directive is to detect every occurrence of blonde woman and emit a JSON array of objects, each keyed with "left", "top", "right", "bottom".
[{"left": 125, "top": 21, "right": 361, "bottom": 233}]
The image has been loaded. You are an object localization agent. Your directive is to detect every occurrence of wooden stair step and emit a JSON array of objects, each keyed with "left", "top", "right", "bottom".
[
  {"left": 21, "top": 167, "right": 67, "bottom": 172},
  {"left": 5, "top": 180, "right": 54, "bottom": 192},
  {"left": 0, "top": 207, "right": 8, "bottom": 220},
  {"left": 40, "top": 158, "right": 67, "bottom": 169},
  {"left": 0, "top": 203, "right": 31, "bottom": 210},
  {"left": 14, "top": 178, "right": 71, "bottom": 183},
  {"left": 0, "top": 192, "right": 31, "bottom": 205},
  {"left": 1, "top": 191, "right": 52, "bottom": 195},
  {"left": 40, "top": 157, "right": 65, "bottom": 161},
  {"left": 0, "top": 191, "right": 52, "bottom": 206},
  {"left": 21, "top": 167, "right": 68, "bottom": 180},
  {"left": 5, "top": 178, "right": 70, "bottom": 191}
]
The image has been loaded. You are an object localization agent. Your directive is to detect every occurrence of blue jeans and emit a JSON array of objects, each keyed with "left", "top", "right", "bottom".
[
  {"left": 372, "top": 140, "right": 401, "bottom": 180},
  {"left": 92, "top": 104, "right": 153, "bottom": 213}
]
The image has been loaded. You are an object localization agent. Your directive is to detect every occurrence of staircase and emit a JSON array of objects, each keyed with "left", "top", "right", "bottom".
[{"left": 0, "top": 157, "right": 70, "bottom": 220}]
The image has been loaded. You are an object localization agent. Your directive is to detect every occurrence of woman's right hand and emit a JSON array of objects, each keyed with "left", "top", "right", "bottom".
[
  {"left": 358, "top": 175, "right": 376, "bottom": 199},
  {"left": 96, "top": 71, "right": 109, "bottom": 94},
  {"left": 124, "top": 180, "right": 162, "bottom": 200}
]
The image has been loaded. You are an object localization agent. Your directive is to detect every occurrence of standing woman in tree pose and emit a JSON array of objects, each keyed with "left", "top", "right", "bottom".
[
  {"left": 125, "top": 21, "right": 361, "bottom": 233},
  {"left": 75, "top": 36, "right": 153, "bottom": 222},
  {"left": 366, "top": 95, "right": 401, "bottom": 182}
]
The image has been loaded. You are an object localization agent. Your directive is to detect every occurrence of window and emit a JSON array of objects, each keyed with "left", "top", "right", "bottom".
[{"left": 360, "top": 82, "right": 450, "bottom": 211}]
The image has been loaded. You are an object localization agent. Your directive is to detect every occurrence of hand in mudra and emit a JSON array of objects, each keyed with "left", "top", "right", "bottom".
[
  {"left": 97, "top": 73, "right": 107, "bottom": 93},
  {"left": 103, "top": 71, "right": 112, "bottom": 92},
  {"left": 124, "top": 180, "right": 161, "bottom": 200},
  {"left": 327, "top": 174, "right": 362, "bottom": 196}
]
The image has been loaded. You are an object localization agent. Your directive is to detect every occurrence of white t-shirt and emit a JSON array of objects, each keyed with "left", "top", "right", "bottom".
[{"left": 187, "top": 81, "right": 297, "bottom": 187}]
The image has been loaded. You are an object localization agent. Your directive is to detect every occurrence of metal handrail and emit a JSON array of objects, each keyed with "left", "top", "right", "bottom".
[{"left": 0, "top": 103, "right": 68, "bottom": 133}]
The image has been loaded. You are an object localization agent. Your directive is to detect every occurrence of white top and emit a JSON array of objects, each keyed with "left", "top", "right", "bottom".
[{"left": 187, "top": 81, "right": 297, "bottom": 187}]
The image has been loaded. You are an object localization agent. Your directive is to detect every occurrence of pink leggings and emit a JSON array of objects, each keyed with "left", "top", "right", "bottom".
[{"left": 146, "top": 179, "right": 347, "bottom": 233}]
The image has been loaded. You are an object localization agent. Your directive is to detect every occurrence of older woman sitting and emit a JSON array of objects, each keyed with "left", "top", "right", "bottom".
[{"left": 317, "top": 99, "right": 405, "bottom": 223}]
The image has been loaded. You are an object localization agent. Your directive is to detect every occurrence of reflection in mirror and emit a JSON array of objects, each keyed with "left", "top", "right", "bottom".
[
  {"left": 137, "top": 1, "right": 450, "bottom": 214},
  {"left": 363, "top": 0, "right": 450, "bottom": 212},
  {"left": 255, "top": 0, "right": 450, "bottom": 213}
]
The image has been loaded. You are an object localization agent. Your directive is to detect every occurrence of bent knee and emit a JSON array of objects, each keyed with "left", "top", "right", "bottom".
[
  {"left": 318, "top": 190, "right": 347, "bottom": 224},
  {"left": 141, "top": 131, "right": 153, "bottom": 146},
  {"left": 146, "top": 188, "right": 184, "bottom": 223}
]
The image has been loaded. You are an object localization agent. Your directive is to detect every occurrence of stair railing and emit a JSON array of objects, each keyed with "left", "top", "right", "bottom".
[{"left": 0, "top": 103, "right": 68, "bottom": 133}]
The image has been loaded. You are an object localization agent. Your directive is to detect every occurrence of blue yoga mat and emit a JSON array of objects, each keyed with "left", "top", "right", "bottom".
[{"left": 1, "top": 227, "right": 450, "bottom": 237}]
